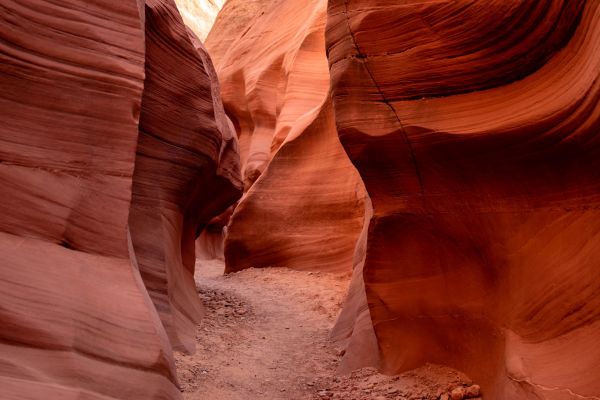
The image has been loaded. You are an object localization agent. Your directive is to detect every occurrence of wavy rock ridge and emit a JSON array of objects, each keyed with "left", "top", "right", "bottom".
[
  {"left": 206, "top": 0, "right": 366, "bottom": 273},
  {"left": 326, "top": 1, "right": 600, "bottom": 399},
  {"left": 0, "top": 0, "right": 241, "bottom": 398},
  {"left": 130, "top": 0, "right": 242, "bottom": 354},
  {"left": 2, "top": 1, "right": 600, "bottom": 399}
]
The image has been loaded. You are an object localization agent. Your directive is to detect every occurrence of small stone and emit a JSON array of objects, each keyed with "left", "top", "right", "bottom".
[
  {"left": 387, "top": 387, "right": 399, "bottom": 394},
  {"left": 374, "top": 396, "right": 387, "bottom": 400},
  {"left": 440, "top": 394, "right": 450, "bottom": 400},
  {"left": 451, "top": 387, "right": 465, "bottom": 400},
  {"left": 465, "top": 385, "right": 481, "bottom": 398}
]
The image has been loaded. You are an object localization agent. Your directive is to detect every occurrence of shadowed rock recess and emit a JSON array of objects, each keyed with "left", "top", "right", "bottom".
[{"left": 1, "top": 1, "right": 599, "bottom": 400}]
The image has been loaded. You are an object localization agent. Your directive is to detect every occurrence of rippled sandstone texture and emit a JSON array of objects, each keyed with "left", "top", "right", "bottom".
[
  {"left": 129, "top": 0, "right": 242, "bottom": 353},
  {"left": 0, "top": 1, "right": 179, "bottom": 398},
  {"left": 0, "top": 0, "right": 241, "bottom": 398},
  {"left": 206, "top": 0, "right": 366, "bottom": 273},
  {"left": 327, "top": 1, "right": 600, "bottom": 399}
]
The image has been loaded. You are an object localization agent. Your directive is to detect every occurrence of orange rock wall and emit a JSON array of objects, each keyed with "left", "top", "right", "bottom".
[
  {"left": 326, "top": 1, "right": 600, "bottom": 399},
  {"left": 206, "top": 0, "right": 366, "bottom": 273}
]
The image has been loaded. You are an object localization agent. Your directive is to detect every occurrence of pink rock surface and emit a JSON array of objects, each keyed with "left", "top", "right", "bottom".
[
  {"left": 0, "top": 1, "right": 180, "bottom": 398},
  {"left": 206, "top": 0, "right": 366, "bottom": 273},
  {"left": 326, "top": 1, "right": 600, "bottom": 399},
  {"left": 0, "top": 0, "right": 241, "bottom": 397}
]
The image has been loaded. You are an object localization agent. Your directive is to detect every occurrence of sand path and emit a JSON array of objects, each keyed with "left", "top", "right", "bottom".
[{"left": 176, "top": 260, "right": 471, "bottom": 400}]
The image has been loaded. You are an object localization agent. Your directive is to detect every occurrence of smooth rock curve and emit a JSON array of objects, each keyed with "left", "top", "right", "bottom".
[
  {"left": 207, "top": 0, "right": 366, "bottom": 273},
  {"left": 326, "top": 1, "right": 600, "bottom": 399},
  {"left": 0, "top": 1, "right": 180, "bottom": 398},
  {"left": 129, "top": 0, "right": 243, "bottom": 353}
]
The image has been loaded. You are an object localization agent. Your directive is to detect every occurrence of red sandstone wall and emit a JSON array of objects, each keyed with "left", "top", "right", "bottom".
[
  {"left": 129, "top": 0, "right": 242, "bottom": 353},
  {"left": 0, "top": 0, "right": 241, "bottom": 397},
  {"left": 326, "top": 1, "right": 600, "bottom": 398},
  {"left": 0, "top": 1, "right": 181, "bottom": 398}
]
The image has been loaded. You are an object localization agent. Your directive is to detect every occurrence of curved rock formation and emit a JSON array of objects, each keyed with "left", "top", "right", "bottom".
[
  {"left": 0, "top": 0, "right": 241, "bottom": 397},
  {"left": 225, "top": 99, "right": 366, "bottom": 272},
  {"left": 327, "top": 0, "right": 600, "bottom": 399},
  {"left": 174, "top": 0, "right": 224, "bottom": 41},
  {"left": 206, "top": 0, "right": 366, "bottom": 273},
  {"left": 0, "top": 1, "right": 180, "bottom": 398},
  {"left": 129, "top": 0, "right": 242, "bottom": 353}
]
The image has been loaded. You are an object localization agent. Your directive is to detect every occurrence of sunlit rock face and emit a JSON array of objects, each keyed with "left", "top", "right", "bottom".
[
  {"left": 0, "top": 1, "right": 180, "bottom": 398},
  {"left": 205, "top": 0, "right": 366, "bottom": 273},
  {"left": 129, "top": 0, "right": 243, "bottom": 354},
  {"left": 326, "top": 0, "right": 600, "bottom": 399},
  {"left": 174, "top": 0, "right": 224, "bottom": 41},
  {"left": 0, "top": 0, "right": 241, "bottom": 398}
]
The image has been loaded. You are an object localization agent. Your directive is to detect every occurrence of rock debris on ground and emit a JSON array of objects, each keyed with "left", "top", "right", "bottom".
[{"left": 175, "top": 259, "right": 478, "bottom": 400}]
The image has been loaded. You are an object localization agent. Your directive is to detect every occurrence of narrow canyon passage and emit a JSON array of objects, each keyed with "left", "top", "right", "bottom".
[
  {"left": 175, "top": 261, "right": 472, "bottom": 400},
  {"left": 2, "top": 1, "right": 600, "bottom": 400},
  {"left": 175, "top": 260, "right": 347, "bottom": 399}
]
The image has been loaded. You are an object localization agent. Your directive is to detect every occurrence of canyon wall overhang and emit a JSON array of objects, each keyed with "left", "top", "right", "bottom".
[{"left": 326, "top": 1, "right": 600, "bottom": 398}]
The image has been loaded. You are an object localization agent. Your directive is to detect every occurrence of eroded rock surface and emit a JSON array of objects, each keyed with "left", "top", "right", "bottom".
[
  {"left": 327, "top": 1, "right": 600, "bottom": 399},
  {"left": 0, "top": 0, "right": 241, "bottom": 397},
  {"left": 129, "top": 0, "right": 242, "bottom": 354},
  {"left": 206, "top": 0, "right": 366, "bottom": 273},
  {"left": 0, "top": 1, "right": 180, "bottom": 398}
]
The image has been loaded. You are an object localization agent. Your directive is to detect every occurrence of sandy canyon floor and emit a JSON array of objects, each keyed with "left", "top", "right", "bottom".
[{"left": 175, "top": 260, "right": 474, "bottom": 400}]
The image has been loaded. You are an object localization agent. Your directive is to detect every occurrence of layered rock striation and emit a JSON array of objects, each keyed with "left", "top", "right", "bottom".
[
  {"left": 206, "top": 0, "right": 366, "bottom": 273},
  {"left": 0, "top": 0, "right": 241, "bottom": 398},
  {"left": 0, "top": 1, "right": 179, "bottom": 398},
  {"left": 326, "top": 1, "right": 600, "bottom": 399},
  {"left": 129, "top": 0, "right": 242, "bottom": 354}
]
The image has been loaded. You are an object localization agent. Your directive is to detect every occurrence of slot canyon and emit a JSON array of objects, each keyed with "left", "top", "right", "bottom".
[{"left": 1, "top": 0, "right": 599, "bottom": 399}]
